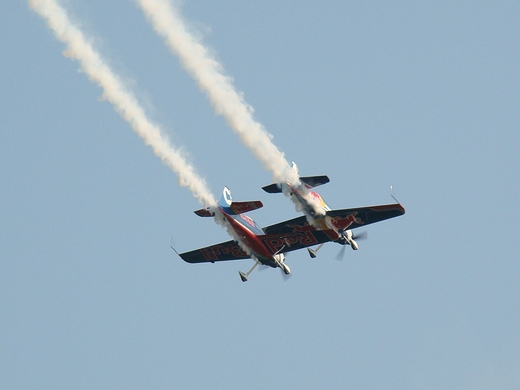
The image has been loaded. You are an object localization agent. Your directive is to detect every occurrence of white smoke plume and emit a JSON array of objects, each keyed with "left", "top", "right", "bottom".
[
  {"left": 29, "top": 0, "right": 216, "bottom": 208},
  {"left": 136, "top": 0, "right": 300, "bottom": 187}
]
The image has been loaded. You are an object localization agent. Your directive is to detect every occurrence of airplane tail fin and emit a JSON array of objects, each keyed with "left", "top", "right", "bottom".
[
  {"left": 221, "top": 187, "right": 263, "bottom": 215},
  {"left": 194, "top": 187, "right": 263, "bottom": 217},
  {"left": 193, "top": 188, "right": 233, "bottom": 217},
  {"left": 262, "top": 175, "right": 330, "bottom": 194}
]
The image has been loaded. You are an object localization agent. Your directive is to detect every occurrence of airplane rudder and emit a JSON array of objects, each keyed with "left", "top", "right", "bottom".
[{"left": 219, "top": 187, "right": 233, "bottom": 208}]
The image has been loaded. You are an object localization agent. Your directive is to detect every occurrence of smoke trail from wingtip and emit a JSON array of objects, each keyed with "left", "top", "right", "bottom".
[
  {"left": 136, "top": 0, "right": 300, "bottom": 186},
  {"left": 29, "top": 0, "right": 216, "bottom": 208}
]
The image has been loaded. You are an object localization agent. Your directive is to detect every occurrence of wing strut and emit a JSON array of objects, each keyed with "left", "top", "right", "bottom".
[{"left": 307, "top": 243, "right": 325, "bottom": 258}]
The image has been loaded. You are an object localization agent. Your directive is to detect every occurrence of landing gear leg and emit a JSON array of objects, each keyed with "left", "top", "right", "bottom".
[
  {"left": 238, "top": 260, "right": 261, "bottom": 282},
  {"left": 307, "top": 243, "right": 324, "bottom": 258},
  {"left": 274, "top": 259, "right": 291, "bottom": 275}
]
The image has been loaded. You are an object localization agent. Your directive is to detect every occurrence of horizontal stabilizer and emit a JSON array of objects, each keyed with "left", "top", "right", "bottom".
[
  {"left": 194, "top": 208, "right": 215, "bottom": 217},
  {"left": 230, "top": 200, "right": 263, "bottom": 215},
  {"left": 262, "top": 175, "right": 330, "bottom": 194},
  {"left": 217, "top": 187, "right": 263, "bottom": 215},
  {"left": 264, "top": 203, "right": 405, "bottom": 235},
  {"left": 262, "top": 183, "right": 282, "bottom": 194},
  {"left": 300, "top": 175, "right": 330, "bottom": 188}
]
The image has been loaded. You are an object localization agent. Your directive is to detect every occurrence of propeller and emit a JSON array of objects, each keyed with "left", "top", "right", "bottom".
[
  {"left": 353, "top": 231, "right": 368, "bottom": 241},
  {"left": 335, "top": 244, "right": 347, "bottom": 261}
]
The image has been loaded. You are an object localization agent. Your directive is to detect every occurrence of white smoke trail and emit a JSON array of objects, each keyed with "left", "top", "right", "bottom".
[
  {"left": 136, "top": 0, "right": 300, "bottom": 186},
  {"left": 29, "top": 0, "right": 216, "bottom": 208}
]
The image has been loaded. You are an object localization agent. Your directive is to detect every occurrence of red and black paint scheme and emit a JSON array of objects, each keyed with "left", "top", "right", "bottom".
[
  {"left": 261, "top": 163, "right": 406, "bottom": 256},
  {"left": 178, "top": 187, "right": 337, "bottom": 280},
  {"left": 176, "top": 186, "right": 405, "bottom": 281}
]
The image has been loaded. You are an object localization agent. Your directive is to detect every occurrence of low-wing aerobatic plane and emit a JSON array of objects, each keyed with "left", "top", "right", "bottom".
[
  {"left": 176, "top": 186, "right": 404, "bottom": 281},
  {"left": 262, "top": 162, "right": 405, "bottom": 257}
]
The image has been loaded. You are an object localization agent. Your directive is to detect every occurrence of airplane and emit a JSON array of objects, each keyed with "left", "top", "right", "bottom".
[
  {"left": 175, "top": 186, "right": 405, "bottom": 282},
  {"left": 262, "top": 162, "right": 405, "bottom": 257}
]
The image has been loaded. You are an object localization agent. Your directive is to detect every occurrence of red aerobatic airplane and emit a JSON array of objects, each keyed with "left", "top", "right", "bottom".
[
  {"left": 262, "top": 162, "right": 405, "bottom": 257},
  {"left": 175, "top": 185, "right": 405, "bottom": 282}
]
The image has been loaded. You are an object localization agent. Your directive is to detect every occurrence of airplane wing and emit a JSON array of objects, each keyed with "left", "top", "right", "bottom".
[
  {"left": 263, "top": 203, "right": 405, "bottom": 234},
  {"left": 179, "top": 226, "right": 338, "bottom": 264},
  {"left": 178, "top": 227, "right": 336, "bottom": 264},
  {"left": 179, "top": 240, "right": 250, "bottom": 263},
  {"left": 257, "top": 230, "right": 336, "bottom": 255},
  {"left": 180, "top": 204, "right": 404, "bottom": 264},
  {"left": 263, "top": 215, "right": 308, "bottom": 235},
  {"left": 325, "top": 203, "right": 405, "bottom": 230}
]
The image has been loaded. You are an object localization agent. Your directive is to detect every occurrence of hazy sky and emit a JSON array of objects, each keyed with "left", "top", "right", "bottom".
[{"left": 2, "top": 1, "right": 520, "bottom": 389}]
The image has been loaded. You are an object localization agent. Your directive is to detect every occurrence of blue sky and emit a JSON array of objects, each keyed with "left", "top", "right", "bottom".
[{"left": 2, "top": 1, "right": 520, "bottom": 388}]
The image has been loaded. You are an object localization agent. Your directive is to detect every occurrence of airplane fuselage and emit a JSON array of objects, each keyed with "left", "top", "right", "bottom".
[
  {"left": 284, "top": 182, "right": 330, "bottom": 216},
  {"left": 218, "top": 206, "right": 282, "bottom": 268},
  {"left": 284, "top": 182, "right": 355, "bottom": 242}
]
